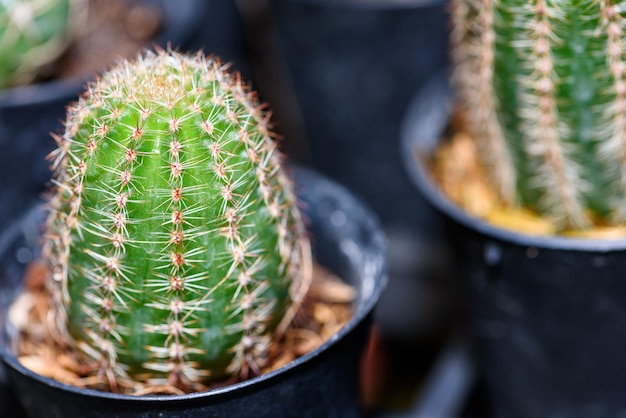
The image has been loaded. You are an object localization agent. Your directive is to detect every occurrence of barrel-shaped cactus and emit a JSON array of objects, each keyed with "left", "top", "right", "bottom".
[
  {"left": 0, "top": 0, "right": 86, "bottom": 88},
  {"left": 451, "top": 0, "right": 626, "bottom": 230},
  {"left": 44, "top": 49, "right": 311, "bottom": 391}
]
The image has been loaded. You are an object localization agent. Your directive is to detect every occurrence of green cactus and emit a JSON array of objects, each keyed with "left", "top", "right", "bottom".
[
  {"left": 0, "top": 0, "right": 86, "bottom": 89},
  {"left": 43, "top": 49, "right": 311, "bottom": 391},
  {"left": 451, "top": 0, "right": 626, "bottom": 230}
]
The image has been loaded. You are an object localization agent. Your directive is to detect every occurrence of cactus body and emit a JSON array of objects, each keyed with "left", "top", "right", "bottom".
[
  {"left": 44, "top": 49, "right": 310, "bottom": 390},
  {"left": 452, "top": 0, "right": 626, "bottom": 230},
  {"left": 0, "top": 0, "right": 85, "bottom": 88}
]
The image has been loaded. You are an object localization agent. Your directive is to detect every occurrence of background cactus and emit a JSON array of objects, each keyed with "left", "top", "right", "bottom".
[
  {"left": 451, "top": 0, "right": 626, "bottom": 231},
  {"left": 43, "top": 49, "right": 311, "bottom": 391},
  {"left": 0, "top": 0, "right": 86, "bottom": 89}
]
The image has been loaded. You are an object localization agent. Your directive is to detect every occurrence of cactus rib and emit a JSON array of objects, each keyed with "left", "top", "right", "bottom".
[{"left": 452, "top": 0, "right": 626, "bottom": 229}]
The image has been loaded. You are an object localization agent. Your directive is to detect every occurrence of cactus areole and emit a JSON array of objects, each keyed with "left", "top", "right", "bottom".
[
  {"left": 43, "top": 49, "right": 311, "bottom": 391},
  {"left": 451, "top": 0, "right": 626, "bottom": 231}
]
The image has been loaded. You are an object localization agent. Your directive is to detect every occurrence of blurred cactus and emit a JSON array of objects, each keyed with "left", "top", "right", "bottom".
[
  {"left": 0, "top": 0, "right": 87, "bottom": 88},
  {"left": 451, "top": 0, "right": 626, "bottom": 230},
  {"left": 43, "top": 49, "right": 311, "bottom": 391}
]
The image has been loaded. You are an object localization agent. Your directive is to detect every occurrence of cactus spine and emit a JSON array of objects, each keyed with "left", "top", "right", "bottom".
[
  {"left": 44, "top": 49, "right": 311, "bottom": 391},
  {"left": 451, "top": 0, "right": 626, "bottom": 230},
  {"left": 0, "top": 0, "right": 86, "bottom": 88}
]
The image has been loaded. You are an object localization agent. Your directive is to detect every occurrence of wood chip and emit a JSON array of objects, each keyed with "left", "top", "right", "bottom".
[
  {"left": 308, "top": 266, "right": 356, "bottom": 304},
  {"left": 486, "top": 208, "right": 556, "bottom": 236},
  {"left": 563, "top": 226, "right": 626, "bottom": 239},
  {"left": 19, "top": 355, "right": 80, "bottom": 383},
  {"left": 290, "top": 329, "right": 325, "bottom": 356}
]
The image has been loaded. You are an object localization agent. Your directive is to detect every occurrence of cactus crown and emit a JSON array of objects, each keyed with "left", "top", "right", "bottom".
[
  {"left": 451, "top": 0, "right": 626, "bottom": 231},
  {"left": 0, "top": 0, "right": 85, "bottom": 89},
  {"left": 44, "top": 49, "right": 311, "bottom": 392}
]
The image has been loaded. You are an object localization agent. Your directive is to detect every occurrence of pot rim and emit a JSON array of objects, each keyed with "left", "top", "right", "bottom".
[
  {"left": 0, "top": 0, "right": 206, "bottom": 108},
  {"left": 0, "top": 165, "right": 388, "bottom": 403},
  {"left": 400, "top": 72, "right": 626, "bottom": 253}
]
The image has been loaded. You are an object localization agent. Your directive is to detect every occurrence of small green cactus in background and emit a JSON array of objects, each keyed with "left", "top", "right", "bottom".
[
  {"left": 44, "top": 49, "right": 311, "bottom": 391},
  {"left": 0, "top": 0, "right": 86, "bottom": 88},
  {"left": 451, "top": 0, "right": 626, "bottom": 230}
]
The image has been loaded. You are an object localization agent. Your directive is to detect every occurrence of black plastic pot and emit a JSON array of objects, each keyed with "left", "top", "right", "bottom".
[
  {"left": 184, "top": 0, "right": 252, "bottom": 80},
  {"left": 262, "top": 2, "right": 460, "bottom": 381},
  {"left": 0, "top": 166, "right": 387, "bottom": 418},
  {"left": 0, "top": 0, "right": 210, "bottom": 234},
  {"left": 401, "top": 74, "right": 626, "bottom": 418},
  {"left": 268, "top": 0, "right": 449, "bottom": 233}
]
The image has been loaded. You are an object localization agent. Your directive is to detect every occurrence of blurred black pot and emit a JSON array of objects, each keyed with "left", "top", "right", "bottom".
[
  {"left": 402, "top": 74, "right": 626, "bottom": 418},
  {"left": 0, "top": 166, "right": 387, "bottom": 418},
  {"left": 268, "top": 0, "right": 449, "bottom": 232},
  {"left": 184, "top": 0, "right": 252, "bottom": 80}
]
